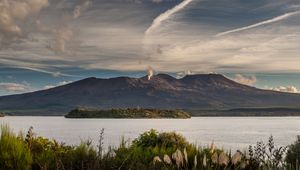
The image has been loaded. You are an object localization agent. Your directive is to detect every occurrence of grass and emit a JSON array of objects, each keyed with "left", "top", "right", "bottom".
[{"left": 0, "top": 126, "right": 300, "bottom": 170}]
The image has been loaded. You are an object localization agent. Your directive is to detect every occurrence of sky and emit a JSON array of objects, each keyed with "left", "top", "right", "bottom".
[{"left": 1, "top": 0, "right": 300, "bottom": 95}]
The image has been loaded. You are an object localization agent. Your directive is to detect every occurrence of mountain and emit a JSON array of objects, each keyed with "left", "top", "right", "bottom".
[{"left": 1, "top": 74, "right": 300, "bottom": 115}]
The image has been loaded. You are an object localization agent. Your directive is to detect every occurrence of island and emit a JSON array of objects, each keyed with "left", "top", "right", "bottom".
[
  {"left": 65, "top": 108, "right": 191, "bottom": 119},
  {"left": 0, "top": 112, "right": 4, "bottom": 117}
]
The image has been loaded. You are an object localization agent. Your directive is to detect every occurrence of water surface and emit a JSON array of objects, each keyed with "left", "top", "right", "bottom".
[{"left": 1, "top": 116, "right": 300, "bottom": 150}]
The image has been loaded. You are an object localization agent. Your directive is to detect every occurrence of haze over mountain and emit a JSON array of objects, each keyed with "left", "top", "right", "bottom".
[{"left": 1, "top": 74, "right": 300, "bottom": 115}]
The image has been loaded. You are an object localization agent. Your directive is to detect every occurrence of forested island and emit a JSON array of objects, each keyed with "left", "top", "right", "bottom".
[
  {"left": 189, "top": 107, "right": 300, "bottom": 117},
  {"left": 65, "top": 108, "right": 191, "bottom": 119}
]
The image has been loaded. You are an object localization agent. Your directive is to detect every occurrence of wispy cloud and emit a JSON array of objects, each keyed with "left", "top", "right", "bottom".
[
  {"left": 1, "top": 0, "right": 300, "bottom": 74},
  {"left": 0, "top": 82, "right": 32, "bottom": 92},
  {"left": 216, "top": 11, "right": 300, "bottom": 37},
  {"left": 145, "top": 0, "right": 194, "bottom": 35}
]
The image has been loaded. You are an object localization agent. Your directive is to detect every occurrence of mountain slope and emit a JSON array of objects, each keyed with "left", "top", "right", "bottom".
[{"left": 1, "top": 74, "right": 300, "bottom": 115}]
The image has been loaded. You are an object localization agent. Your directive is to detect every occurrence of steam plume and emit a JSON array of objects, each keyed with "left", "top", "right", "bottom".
[{"left": 147, "top": 66, "right": 154, "bottom": 80}]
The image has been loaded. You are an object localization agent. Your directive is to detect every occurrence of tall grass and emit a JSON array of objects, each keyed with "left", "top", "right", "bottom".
[
  {"left": 0, "top": 125, "right": 32, "bottom": 170},
  {"left": 0, "top": 126, "right": 300, "bottom": 170}
]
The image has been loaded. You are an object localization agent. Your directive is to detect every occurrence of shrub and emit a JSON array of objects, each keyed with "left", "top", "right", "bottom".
[
  {"left": 132, "top": 129, "right": 188, "bottom": 148},
  {"left": 286, "top": 136, "right": 300, "bottom": 169}
]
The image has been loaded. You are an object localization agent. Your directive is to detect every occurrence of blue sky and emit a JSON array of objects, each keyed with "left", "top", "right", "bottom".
[{"left": 1, "top": 0, "right": 300, "bottom": 95}]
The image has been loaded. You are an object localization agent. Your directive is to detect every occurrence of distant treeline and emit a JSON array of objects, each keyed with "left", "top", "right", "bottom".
[
  {"left": 189, "top": 108, "right": 300, "bottom": 117},
  {"left": 65, "top": 108, "right": 191, "bottom": 119}
]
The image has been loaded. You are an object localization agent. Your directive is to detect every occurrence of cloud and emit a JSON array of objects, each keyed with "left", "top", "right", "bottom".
[
  {"left": 0, "top": 82, "right": 32, "bottom": 92},
  {"left": 269, "top": 86, "right": 299, "bottom": 93},
  {"left": 0, "top": 0, "right": 48, "bottom": 45},
  {"left": 1, "top": 0, "right": 300, "bottom": 74},
  {"left": 216, "top": 10, "right": 300, "bottom": 37},
  {"left": 145, "top": 0, "right": 193, "bottom": 35},
  {"left": 176, "top": 70, "right": 194, "bottom": 78},
  {"left": 232, "top": 74, "right": 257, "bottom": 86},
  {"left": 48, "top": 0, "right": 92, "bottom": 54},
  {"left": 43, "top": 81, "right": 72, "bottom": 89}
]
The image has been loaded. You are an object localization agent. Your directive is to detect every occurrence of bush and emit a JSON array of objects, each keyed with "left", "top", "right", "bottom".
[
  {"left": 0, "top": 125, "right": 32, "bottom": 170},
  {"left": 286, "top": 136, "right": 300, "bottom": 169},
  {"left": 133, "top": 129, "right": 189, "bottom": 148}
]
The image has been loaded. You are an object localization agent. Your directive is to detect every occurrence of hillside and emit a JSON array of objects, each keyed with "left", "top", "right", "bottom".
[{"left": 1, "top": 74, "right": 300, "bottom": 115}]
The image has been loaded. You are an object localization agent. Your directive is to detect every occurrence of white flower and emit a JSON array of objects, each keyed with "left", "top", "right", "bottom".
[
  {"left": 163, "top": 154, "right": 172, "bottom": 165},
  {"left": 172, "top": 149, "right": 184, "bottom": 167},
  {"left": 184, "top": 148, "right": 188, "bottom": 163},
  {"left": 194, "top": 154, "right": 198, "bottom": 168},
  {"left": 231, "top": 152, "right": 242, "bottom": 165},
  {"left": 211, "top": 153, "right": 218, "bottom": 164},
  {"left": 153, "top": 156, "right": 162, "bottom": 165},
  {"left": 218, "top": 152, "right": 229, "bottom": 166},
  {"left": 203, "top": 154, "right": 207, "bottom": 167}
]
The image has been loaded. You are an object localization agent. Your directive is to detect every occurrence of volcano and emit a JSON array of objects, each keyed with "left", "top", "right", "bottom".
[{"left": 1, "top": 74, "right": 300, "bottom": 115}]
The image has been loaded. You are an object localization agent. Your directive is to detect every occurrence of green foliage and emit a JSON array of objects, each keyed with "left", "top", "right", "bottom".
[
  {"left": 133, "top": 129, "right": 188, "bottom": 148},
  {"left": 0, "top": 126, "right": 300, "bottom": 170},
  {"left": 65, "top": 107, "right": 191, "bottom": 119},
  {"left": 246, "top": 136, "right": 287, "bottom": 169},
  {"left": 0, "top": 125, "right": 32, "bottom": 170},
  {"left": 286, "top": 136, "right": 300, "bottom": 169}
]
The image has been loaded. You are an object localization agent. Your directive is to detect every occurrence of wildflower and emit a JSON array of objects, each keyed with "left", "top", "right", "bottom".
[
  {"left": 210, "top": 142, "right": 215, "bottom": 153},
  {"left": 231, "top": 151, "right": 242, "bottom": 165},
  {"left": 184, "top": 148, "right": 188, "bottom": 163},
  {"left": 172, "top": 149, "right": 184, "bottom": 167},
  {"left": 194, "top": 154, "right": 197, "bottom": 168},
  {"left": 211, "top": 153, "right": 218, "bottom": 164},
  {"left": 240, "top": 161, "right": 247, "bottom": 169},
  {"left": 203, "top": 154, "right": 207, "bottom": 167},
  {"left": 218, "top": 152, "right": 229, "bottom": 166},
  {"left": 153, "top": 156, "right": 162, "bottom": 165},
  {"left": 163, "top": 154, "right": 172, "bottom": 165}
]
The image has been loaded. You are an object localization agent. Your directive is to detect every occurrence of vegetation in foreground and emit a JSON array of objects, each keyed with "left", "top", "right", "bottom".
[
  {"left": 65, "top": 107, "right": 191, "bottom": 119},
  {"left": 0, "top": 112, "right": 4, "bottom": 117},
  {"left": 1, "top": 126, "right": 300, "bottom": 170}
]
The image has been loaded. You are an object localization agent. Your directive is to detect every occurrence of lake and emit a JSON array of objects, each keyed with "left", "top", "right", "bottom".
[{"left": 1, "top": 116, "right": 300, "bottom": 150}]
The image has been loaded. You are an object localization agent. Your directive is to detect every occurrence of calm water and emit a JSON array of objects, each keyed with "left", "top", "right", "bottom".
[{"left": 1, "top": 116, "right": 300, "bottom": 150}]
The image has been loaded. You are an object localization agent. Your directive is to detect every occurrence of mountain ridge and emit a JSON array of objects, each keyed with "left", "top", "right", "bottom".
[{"left": 1, "top": 74, "right": 300, "bottom": 115}]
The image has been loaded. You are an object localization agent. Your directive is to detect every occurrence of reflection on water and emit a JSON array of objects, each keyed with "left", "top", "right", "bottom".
[{"left": 1, "top": 116, "right": 300, "bottom": 150}]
